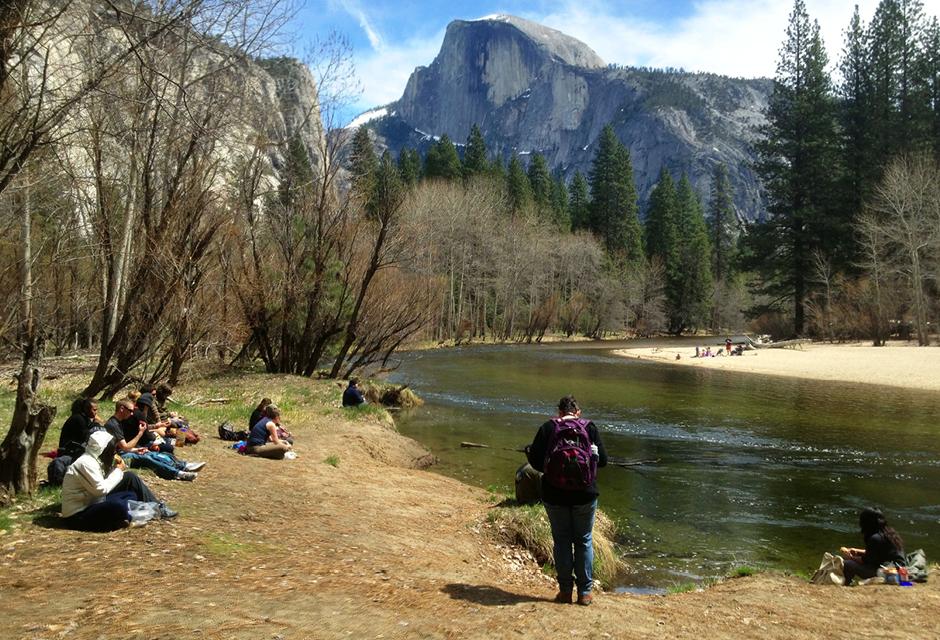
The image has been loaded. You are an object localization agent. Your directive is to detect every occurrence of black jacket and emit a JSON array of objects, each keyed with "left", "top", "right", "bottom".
[{"left": 527, "top": 418, "right": 607, "bottom": 506}]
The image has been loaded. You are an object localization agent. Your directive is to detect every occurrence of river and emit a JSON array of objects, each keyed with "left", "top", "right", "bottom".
[{"left": 389, "top": 340, "right": 940, "bottom": 590}]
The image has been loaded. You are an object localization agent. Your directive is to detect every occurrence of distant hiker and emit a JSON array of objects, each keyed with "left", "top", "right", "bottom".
[
  {"left": 60, "top": 430, "right": 177, "bottom": 531},
  {"left": 342, "top": 378, "right": 366, "bottom": 407},
  {"left": 526, "top": 396, "right": 607, "bottom": 606},
  {"left": 249, "top": 397, "right": 273, "bottom": 431},
  {"left": 839, "top": 507, "right": 905, "bottom": 585},
  {"left": 247, "top": 403, "right": 293, "bottom": 459}
]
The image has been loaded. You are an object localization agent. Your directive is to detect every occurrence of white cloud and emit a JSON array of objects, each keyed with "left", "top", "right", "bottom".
[
  {"left": 534, "top": 0, "right": 885, "bottom": 78},
  {"left": 339, "top": 0, "right": 385, "bottom": 51}
]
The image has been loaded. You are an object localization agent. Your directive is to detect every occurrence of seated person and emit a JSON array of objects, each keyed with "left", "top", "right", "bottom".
[
  {"left": 58, "top": 397, "right": 98, "bottom": 460},
  {"left": 60, "top": 430, "right": 176, "bottom": 531},
  {"left": 247, "top": 404, "right": 292, "bottom": 459},
  {"left": 249, "top": 398, "right": 272, "bottom": 432},
  {"left": 342, "top": 378, "right": 366, "bottom": 407},
  {"left": 839, "top": 507, "right": 905, "bottom": 585},
  {"left": 101, "top": 400, "right": 204, "bottom": 481}
]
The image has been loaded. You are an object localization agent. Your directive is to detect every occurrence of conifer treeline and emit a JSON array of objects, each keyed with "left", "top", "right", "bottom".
[{"left": 750, "top": 0, "right": 940, "bottom": 342}]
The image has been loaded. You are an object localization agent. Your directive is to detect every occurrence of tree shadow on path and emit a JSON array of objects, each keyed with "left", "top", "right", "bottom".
[{"left": 442, "top": 583, "right": 548, "bottom": 606}]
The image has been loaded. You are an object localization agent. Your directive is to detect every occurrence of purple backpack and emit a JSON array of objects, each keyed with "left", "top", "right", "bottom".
[{"left": 543, "top": 417, "right": 596, "bottom": 491}]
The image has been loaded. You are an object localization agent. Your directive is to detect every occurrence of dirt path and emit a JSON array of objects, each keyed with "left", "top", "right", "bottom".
[{"left": 2, "top": 398, "right": 940, "bottom": 639}]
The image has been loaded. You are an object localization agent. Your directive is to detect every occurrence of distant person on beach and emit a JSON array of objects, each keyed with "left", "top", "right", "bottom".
[
  {"left": 526, "top": 396, "right": 607, "bottom": 606},
  {"left": 726, "top": 338, "right": 733, "bottom": 354},
  {"left": 342, "top": 378, "right": 366, "bottom": 407},
  {"left": 839, "top": 507, "right": 905, "bottom": 585},
  {"left": 247, "top": 404, "right": 293, "bottom": 459}
]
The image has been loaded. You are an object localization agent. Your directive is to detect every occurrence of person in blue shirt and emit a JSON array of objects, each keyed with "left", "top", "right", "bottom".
[{"left": 342, "top": 378, "right": 366, "bottom": 407}]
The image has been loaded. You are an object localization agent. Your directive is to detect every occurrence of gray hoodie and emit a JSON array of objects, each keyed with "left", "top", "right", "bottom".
[{"left": 61, "top": 430, "right": 125, "bottom": 517}]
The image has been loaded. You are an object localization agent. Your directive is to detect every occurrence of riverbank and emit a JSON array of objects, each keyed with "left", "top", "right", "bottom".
[
  {"left": 614, "top": 341, "right": 940, "bottom": 393},
  {"left": 2, "top": 371, "right": 940, "bottom": 639}
]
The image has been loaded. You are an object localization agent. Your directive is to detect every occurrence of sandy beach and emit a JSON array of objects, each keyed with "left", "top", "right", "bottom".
[{"left": 614, "top": 341, "right": 940, "bottom": 393}]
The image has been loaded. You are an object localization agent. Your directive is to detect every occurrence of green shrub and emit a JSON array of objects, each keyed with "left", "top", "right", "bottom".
[{"left": 324, "top": 455, "right": 340, "bottom": 467}]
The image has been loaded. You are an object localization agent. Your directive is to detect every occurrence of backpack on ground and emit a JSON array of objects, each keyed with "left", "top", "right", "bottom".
[
  {"left": 543, "top": 417, "right": 596, "bottom": 491},
  {"left": 906, "top": 548, "right": 929, "bottom": 583},
  {"left": 218, "top": 421, "right": 246, "bottom": 441}
]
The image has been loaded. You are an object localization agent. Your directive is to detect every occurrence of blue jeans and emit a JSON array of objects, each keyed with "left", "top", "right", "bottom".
[
  {"left": 121, "top": 451, "right": 184, "bottom": 480},
  {"left": 544, "top": 499, "right": 597, "bottom": 596}
]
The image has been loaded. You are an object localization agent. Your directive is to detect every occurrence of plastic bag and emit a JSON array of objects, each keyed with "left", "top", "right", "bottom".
[
  {"left": 811, "top": 552, "right": 844, "bottom": 585},
  {"left": 127, "top": 500, "right": 161, "bottom": 526}
]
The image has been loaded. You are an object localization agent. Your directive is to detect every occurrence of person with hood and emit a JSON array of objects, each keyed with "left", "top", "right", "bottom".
[
  {"left": 839, "top": 507, "right": 906, "bottom": 585},
  {"left": 61, "top": 430, "right": 177, "bottom": 531},
  {"left": 342, "top": 379, "right": 366, "bottom": 407}
]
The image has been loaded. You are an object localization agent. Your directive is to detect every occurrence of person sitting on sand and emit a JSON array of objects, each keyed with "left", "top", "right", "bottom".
[
  {"left": 246, "top": 404, "right": 293, "bottom": 459},
  {"left": 342, "top": 378, "right": 366, "bottom": 407},
  {"left": 839, "top": 507, "right": 905, "bottom": 585},
  {"left": 61, "top": 430, "right": 177, "bottom": 531}
]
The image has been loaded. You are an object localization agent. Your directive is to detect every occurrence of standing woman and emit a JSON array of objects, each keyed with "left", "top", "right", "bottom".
[
  {"left": 839, "top": 507, "right": 905, "bottom": 585},
  {"left": 526, "top": 396, "right": 607, "bottom": 606},
  {"left": 246, "top": 404, "right": 292, "bottom": 460}
]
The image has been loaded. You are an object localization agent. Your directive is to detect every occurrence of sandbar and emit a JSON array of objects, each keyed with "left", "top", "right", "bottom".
[{"left": 613, "top": 341, "right": 940, "bottom": 393}]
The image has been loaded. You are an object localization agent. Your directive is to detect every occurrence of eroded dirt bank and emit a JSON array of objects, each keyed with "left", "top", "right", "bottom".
[{"left": 2, "top": 376, "right": 939, "bottom": 639}]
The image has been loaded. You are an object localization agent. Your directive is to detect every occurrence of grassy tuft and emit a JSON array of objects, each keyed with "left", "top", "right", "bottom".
[
  {"left": 324, "top": 454, "right": 340, "bottom": 467},
  {"left": 485, "top": 497, "right": 625, "bottom": 588},
  {"left": 667, "top": 582, "right": 699, "bottom": 594},
  {"left": 730, "top": 565, "right": 757, "bottom": 578}
]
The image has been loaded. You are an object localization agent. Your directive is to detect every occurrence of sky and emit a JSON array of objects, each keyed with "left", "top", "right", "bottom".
[{"left": 293, "top": 1, "right": 937, "bottom": 125}]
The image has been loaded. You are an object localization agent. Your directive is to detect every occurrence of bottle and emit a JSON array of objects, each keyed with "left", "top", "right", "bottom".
[{"left": 898, "top": 565, "right": 909, "bottom": 584}]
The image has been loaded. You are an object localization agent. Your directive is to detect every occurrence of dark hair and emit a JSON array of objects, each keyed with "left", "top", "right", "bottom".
[
  {"left": 859, "top": 507, "right": 904, "bottom": 552},
  {"left": 264, "top": 404, "right": 281, "bottom": 419},
  {"left": 72, "top": 397, "right": 96, "bottom": 416},
  {"left": 558, "top": 396, "right": 579, "bottom": 415},
  {"left": 349, "top": 378, "right": 360, "bottom": 386},
  {"left": 255, "top": 397, "right": 272, "bottom": 412},
  {"left": 156, "top": 383, "right": 173, "bottom": 399}
]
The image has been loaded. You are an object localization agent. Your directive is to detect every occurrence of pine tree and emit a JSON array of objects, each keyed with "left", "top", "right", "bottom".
[
  {"left": 708, "top": 163, "right": 736, "bottom": 284},
  {"left": 568, "top": 171, "right": 590, "bottom": 231},
  {"left": 527, "top": 153, "right": 553, "bottom": 220},
  {"left": 588, "top": 125, "right": 642, "bottom": 261},
  {"left": 644, "top": 167, "right": 679, "bottom": 268},
  {"left": 424, "top": 134, "right": 462, "bottom": 180},
  {"left": 923, "top": 17, "right": 940, "bottom": 159},
  {"left": 506, "top": 153, "right": 532, "bottom": 216},
  {"left": 550, "top": 174, "right": 570, "bottom": 229},
  {"left": 751, "top": 0, "right": 841, "bottom": 335},
  {"left": 463, "top": 124, "right": 488, "bottom": 177},
  {"left": 398, "top": 148, "right": 421, "bottom": 185},
  {"left": 672, "top": 174, "right": 713, "bottom": 333},
  {"left": 838, "top": 6, "right": 878, "bottom": 228},
  {"left": 349, "top": 125, "right": 377, "bottom": 202}
]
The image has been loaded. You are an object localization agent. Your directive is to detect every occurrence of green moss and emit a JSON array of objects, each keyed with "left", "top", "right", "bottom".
[{"left": 202, "top": 533, "right": 262, "bottom": 557}]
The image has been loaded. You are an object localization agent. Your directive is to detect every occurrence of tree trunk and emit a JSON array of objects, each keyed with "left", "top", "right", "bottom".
[{"left": 0, "top": 337, "right": 57, "bottom": 505}]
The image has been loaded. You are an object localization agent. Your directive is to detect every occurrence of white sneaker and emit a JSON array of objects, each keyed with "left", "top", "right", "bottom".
[{"left": 184, "top": 461, "right": 206, "bottom": 472}]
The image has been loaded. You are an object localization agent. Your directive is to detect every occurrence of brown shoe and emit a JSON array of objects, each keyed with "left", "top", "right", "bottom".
[
  {"left": 577, "top": 593, "right": 593, "bottom": 606},
  {"left": 553, "top": 590, "right": 573, "bottom": 604}
]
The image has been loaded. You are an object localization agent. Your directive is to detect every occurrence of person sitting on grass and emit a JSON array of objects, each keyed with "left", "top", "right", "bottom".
[
  {"left": 342, "top": 378, "right": 366, "bottom": 407},
  {"left": 249, "top": 397, "right": 272, "bottom": 431},
  {"left": 840, "top": 507, "right": 905, "bottom": 585},
  {"left": 101, "top": 400, "right": 204, "bottom": 481},
  {"left": 246, "top": 404, "right": 293, "bottom": 460},
  {"left": 60, "top": 430, "right": 177, "bottom": 531},
  {"left": 57, "top": 397, "right": 98, "bottom": 460}
]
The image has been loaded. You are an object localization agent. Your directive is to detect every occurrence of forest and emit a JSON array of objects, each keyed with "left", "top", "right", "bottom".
[{"left": 1, "top": 0, "right": 939, "bottom": 496}]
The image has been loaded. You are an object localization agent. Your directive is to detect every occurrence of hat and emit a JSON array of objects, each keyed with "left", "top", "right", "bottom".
[{"left": 137, "top": 393, "right": 154, "bottom": 408}]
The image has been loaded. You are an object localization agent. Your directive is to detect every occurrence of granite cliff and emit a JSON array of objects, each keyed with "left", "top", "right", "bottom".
[{"left": 360, "top": 15, "right": 772, "bottom": 221}]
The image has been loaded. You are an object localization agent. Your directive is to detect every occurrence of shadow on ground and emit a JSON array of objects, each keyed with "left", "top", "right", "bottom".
[{"left": 442, "top": 583, "right": 547, "bottom": 606}]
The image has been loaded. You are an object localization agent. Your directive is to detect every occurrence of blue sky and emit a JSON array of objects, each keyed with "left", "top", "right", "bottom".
[{"left": 293, "top": 1, "right": 916, "bottom": 125}]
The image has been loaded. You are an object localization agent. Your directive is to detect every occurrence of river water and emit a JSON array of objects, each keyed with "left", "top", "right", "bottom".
[{"left": 389, "top": 340, "right": 940, "bottom": 589}]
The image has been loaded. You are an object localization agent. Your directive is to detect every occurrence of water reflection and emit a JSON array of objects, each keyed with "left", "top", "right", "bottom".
[{"left": 390, "top": 343, "right": 940, "bottom": 587}]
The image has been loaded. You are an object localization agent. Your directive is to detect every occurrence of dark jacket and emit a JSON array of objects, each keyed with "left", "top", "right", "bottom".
[
  {"left": 527, "top": 418, "right": 607, "bottom": 506},
  {"left": 58, "top": 413, "right": 93, "bottom": 459},
  {"left": 862, "top": 531, "right": 905, "bottom": 567},
  {"left": 342, "top": 385, "right": 365, "bottom": 407}
]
